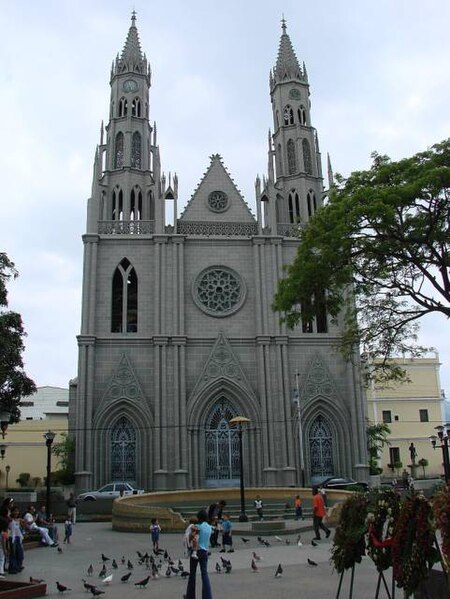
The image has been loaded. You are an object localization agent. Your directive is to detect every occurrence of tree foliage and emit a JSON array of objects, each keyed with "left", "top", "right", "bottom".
[
  {"left": 273, "top": 140, "right": 450, "bottom": 377},
  {"left": 367, "top": 422, "right": 391, "bottom": 475},
  {"left": 0, "top": 253, "right": 36, "bottom": 422}
]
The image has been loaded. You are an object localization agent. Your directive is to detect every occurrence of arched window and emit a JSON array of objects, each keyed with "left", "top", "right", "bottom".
[
  {"left": 131, "top": 97, "right": 141, "bottom": 117},
  {"left": 111, "top": 258, "right": 138, "bottom": 333},
  {"left": 298, "top": 105, "right": 307, "bottom": 125},
  {"left": 302, "top": 138, "right": 312, "bottom": 174},
  {"left": 288, "top": 190, "right": 301, "bottom": 224},
  {"left": 309, "top": 415, "right": 334, "bottom": 478},
  {"left": 114, "top": 133, "right": 124, "bottom": 169},
  {"left": 315, "top": 289, "right": 328, "bottom": 333},
  {"left": 130, "top": 187, "right": 143, "bottom": 221},
  {"left": 112, "top": 187, "right": 123, "bottom": 220},
  {"left": 147, "top": 190, "right": 154, "bottom": 220},
  {"left": 131, "top": 132, "right": 141, "bottom": 169},
  {"left": 204, "top": 398, "right": 239, "bottom": 483},
  {"left": 283, "top": 105, "right": 295, "bottom": 125},
  {"left": 118, "top": 97, "right": 128, "bottom": 117},
  {"left": 307, "top": 190, "right": 317, "bottom": 218},
  {"left": 276, "top": 144, "right": 283, "bottom": 177},
  {"left": 111, "top": 417, "right": 136, "bottom": 482},
  {"left": 287, "top": 139, "right": 297, "bottom": 175}
]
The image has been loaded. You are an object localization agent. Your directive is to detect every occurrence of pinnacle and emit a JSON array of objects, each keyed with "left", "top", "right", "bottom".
[
  {"left": 273, "top": 21, "right": 303, "bottom": 83},
  {"left": 118, "top": 11, "right": 145, "bottom": 74}
]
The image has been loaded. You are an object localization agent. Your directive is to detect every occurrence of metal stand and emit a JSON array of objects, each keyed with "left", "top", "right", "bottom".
[
  {"left": 374, "top": 569, "right": 394, "bottom": 599},
  {"left": 335, "top": 566, "right": 355, "bottom": 599}
]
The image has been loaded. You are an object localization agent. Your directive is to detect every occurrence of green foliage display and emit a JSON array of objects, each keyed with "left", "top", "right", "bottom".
[
  {"left": 418, "top": 458, "right": 429, "bottom": 478},
  {"left": 273, "top": 140, "right": 450, "bottom": 380},
  {"left": 331, "top": 493, "right": 369, "bottom": 572},
  {"left": 0, "top": 253, "right": 36, "bottom": 422},
  {"left": 16, "top": 472, "right": 30, "bottom": 488},
  {"left": 367, "top": 422, "right": 391, "bottom": 475},
  {"left": 51, "top": 432, "right": 75, "bottom": 484}
]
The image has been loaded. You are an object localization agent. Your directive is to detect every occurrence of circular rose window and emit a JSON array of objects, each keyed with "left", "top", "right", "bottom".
[
  {"left": 207, "top": 190, "right": 229, "bottom": 213},
  {"left": 193, "top": 266, "right": 246, "bottom": 317}
]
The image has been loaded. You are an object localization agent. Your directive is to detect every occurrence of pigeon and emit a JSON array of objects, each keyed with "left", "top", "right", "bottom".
[
  {"left": 307, "top": 557, "right": 318, "bottom": 567},
  {"left": 165, "top": 566, "right": 172, "bottom": 577},
  {"left": 311, "top": 539, "right": 318, "bottom": 547},
  {"left": 102, "top": 574, "right": 113, "bottom": 585},
  {"left": 90, "top": 589, "right": 105, "bottom": 597},
  {"left": 252, "top": 551, "right": 262, "bottom": 561},
  {"left": 297, "top": 534, "right": 303, "bottom": 547},
  {"left": 241, "top": 537, "right": 250, "bottom": 544},
  {"left": 170, "top": 566, "right": 180, "bottom": 575},
  {"left": 121, "top": 572, "right": 132, "bottom": 582},
  {"left": 285, "top": 539, "right": 291, "bottom": 545},
  {"left": 127, "top": 559, "right": 134, "bottom": 570},
  {"left": 275, "top": 536, "right": 283, "bottom": 543},
  {"left": 151, "top": 563, "right": 159, "bottom": 579},
  {"left": 56, "top": 581, "right": 71, "bottom": 595},
  {"left": 112, "top": 559, "right": 118, "bottom": 569},
  {"left": 82, "top": 579, "right": 96, "bottom": 592},
  {"left": 121, "top": 556, "right": 126, "bottom": 564},
  {"left": 220, "top": 556, "right": 231, "bottom": 568},
  {"left": 224, "top": 564, "right": 232, "bottom": 574},
  {"left": 215, "top": 562, "right": 222, "bottom": 573},
  {"left": 87, "top": 564, "right": 94, "bottom": 577},
  {"left": 58, "top": 546, "right": 63, "bottom": 554},
  {"left": 134, "top": 576, "right": 150, "bottom": 588},
  {"left": 101, "top": 553, "right": 110, "bottom": 563},
  {"left": 98, "top": 565, "right": 107, "bottom": 578},
  {"left": 275, "top": 564, "right": 283, "bottom": 578},
  {"left": 30, "top": 577, "right": 45, "bottom": 584},
  {"left": 164, "top": 550, "right": 169, "bottom": 560},
  {"left": 180, "top": 570, "right": 189, "bottom": 578},
  {"left": 137, "top": 550, "right": 143, "bottom": 558},
  {"left": 251, "top": 559, "right": 259, "bottom": 572}
]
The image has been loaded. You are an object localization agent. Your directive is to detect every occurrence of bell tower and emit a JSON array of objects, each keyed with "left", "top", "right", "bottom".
[{"left": 259, "top": 19, "right": 324, "bottom": 235}]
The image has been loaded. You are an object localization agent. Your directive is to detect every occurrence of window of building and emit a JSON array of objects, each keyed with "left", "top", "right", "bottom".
[
  {"left": 298, "top": 105, "right": 307, "bottom": 125},
  {"left": 111, "top": 258, "right": 138, "bottom": 333},
  {"left": 307, "top": 190, "right": 317, "bottom": 218},
  {"left": 131, "top": 131, "right": 141, "bottom": 169},
  {"left": 112, "top": 188, "right": 123, "bottom": 220},
  {"left": 389, "top": 447, "right": 400, "bottom": 466},
  {"left": 118, "top": 97, "right": 128, "bottom": 117},
  {"left": 114, "top": 132, "right": 124, "bottom": 169},
  {"left": 287, "top": 139, "right": 297, "bottom": 174},
  {"left": 302, "top": 138, "right": 312, "bottom": 174},
  {"left": 382, "top": 410, "right": 392, "bottom": 424},
  {"left": 394, "top": 415, "right": 399, "bottom": 421},
  {"left": 288, "top": 190, "right": 300, "bottom": 223},
  {"left": 131, "top": 97, "right": 141, "bottom": 117},
  {"left": 419, "top": 409, "right": 429, "bottom": 422},
  {"left": 283, "top": 105, "right": 294, "bottom": 125}
]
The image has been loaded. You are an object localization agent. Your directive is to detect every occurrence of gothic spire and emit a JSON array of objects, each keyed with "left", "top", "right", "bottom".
[
  {"left": 272, "top": 17, "right": 304, "bottom": 86},
  {"left": 116, "top": 11, "right": 146, "bottom": 75}
]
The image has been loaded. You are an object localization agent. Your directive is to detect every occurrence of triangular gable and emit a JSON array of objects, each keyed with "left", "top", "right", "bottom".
[
  {"left": 300, "top": 353, "right": 342, "bottom": 404},
  {"left": 179, "top": 154, "right": 256, "bottom": 223},
  {"left": 100, "top": 353, "right": 147, "bottom": 407},
  {"left": 189, "top": 332, "right": 256, "bottom": 401}
]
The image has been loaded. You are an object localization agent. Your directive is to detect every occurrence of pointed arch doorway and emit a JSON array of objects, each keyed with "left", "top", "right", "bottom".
[
  {"left": 309, "top": 415, "right": 334, "bottom": 479},
  {"left": 204, "top": 398, "right": 240, "bottom": 487},
  {"left": 110, "top": 416, "right": 137, "bottom": 483}
]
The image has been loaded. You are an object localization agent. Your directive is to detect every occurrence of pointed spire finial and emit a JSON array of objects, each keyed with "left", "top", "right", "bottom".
[
  {"left": 131, "top": 9, "right": 137, "bottom": 25},
  {"left": 281, "top": 14, "right": 287, "bottom": 34}
]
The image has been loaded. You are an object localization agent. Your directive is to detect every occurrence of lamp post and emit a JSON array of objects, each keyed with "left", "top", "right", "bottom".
[
  {"left": 5, "top": 465, "right": 10, "bottom": 490},
  {"left": 294, "top": 371, "right": 305, "bottom": 487},
  {"left": 44, "top": 431, "right": 56, "bottom": 518},
  {"left": 229, "top": 416, "right": 251, "bottom": 522},
  {"left": 0, "top": 445, "right": 6, "bottom": 461},
  {"left": 0, "top": 411, "right": 11, "bottom": 439},
  {"left": 430, "top": 424, "right": 450, "bottom": 483}
]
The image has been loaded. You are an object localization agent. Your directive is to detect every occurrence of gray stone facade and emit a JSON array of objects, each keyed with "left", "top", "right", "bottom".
[{"left": 70, "top": 15, "right": 368, "bottom": 493}]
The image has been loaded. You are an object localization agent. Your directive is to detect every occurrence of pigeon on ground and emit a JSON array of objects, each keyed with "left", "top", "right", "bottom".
[
  {"left": 98, "top": 565, "right": 107, "bottom": 578},
  {"left": 297, "top": 534, "right": 302, "bottom": 547},
  {"left": 251, "top": 559, "right": 259, "bottom": 572},
  {"left": 215, "top": 562, "right": 222, "bottom": 573},
  {"left": 220, "top": 556, "right": 231, "bottom": 568},
  {"left": 164, "top": 550, "right": 169, "bottom": 560},
  {"left": 241, "top": 537, "right": 250, "bottom": 544},
  {"left": 82, "top": 579, "right": 96, "bottom": 592},
  {"left": 58, "top": 546, "right": 63, "bottom": 554},
  {"left": 101, "top": 554, "right": 110, "bottom": 563},
  {"left": 127, "top": 560, "right": 134, "bottom": 570},
  {"left": 285, "top": 539, "right": 291, "bottom": 545},
  {"left": 87, "top": 564, "right": 94, "bottom": 577},
  {"left": 307, "top": 558, "right": 318, "bottom": 567},
  {"left": 121, "top": 556, "right": 126, "bottom": 564},
  {"left": 180, "top": 571, "right": 189, "bottom": 578},
  {"left": 151, "top": 563, "right": 159, "bottom": 579},
  {"left": 224, "top": 564, "right": 232, "bottom": 574},
  {"left": 121, "top": 572, "right": 132, "bottom": 582},
  {"left": 275, "top": 536, "right": 283, "bottom": 542},
  {"left": 170, "top": 566, "right": 180, "bottom": 575},
  {"left": 311, "top": 539, "right": 318, "bottom": 547},
  {"left": 90, "top": 589, "right": 105, "bottom": 597},
  {"left": 102, "top": 574, "right": 113, "bottom": 585},
  {"left": 30, "top": 577, "right": 45, "bottom": 584},
  {"left": 274, "top": 564, "right": 283, "bottom": 578},
  {"left": 112, "top": 559, "right": 118, "bottom": 569},
  {"left": 252, "top": 552, "right": 262, "bottom": 561},
  {"left": 56, "top": 581, "right": 71, "bottom": 595},
  {"left": 137, "top": 550, "right": 143, "bottom": 558},
  {"left": 134, "top": 576, "right": 150, "bottom": 588},
  {"left": 165, "top": 566, "right": 172, "bottom": 577}
]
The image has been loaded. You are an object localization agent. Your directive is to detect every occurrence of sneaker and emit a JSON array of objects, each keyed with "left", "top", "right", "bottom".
[
  {"left": 227, "top": 549, "right": 234, "bottom": 553},
  {"left": 313, "top": 537, "right": 321, "bottom": 541},
  {"left": 219, "top": 549, "right": 226, "bottom": 553},
  {"left": 191, "top": 551, "right": 198, "bottom": 560},
  {"left": 0, "top": 574, "right": 5, "bottom": 579}
]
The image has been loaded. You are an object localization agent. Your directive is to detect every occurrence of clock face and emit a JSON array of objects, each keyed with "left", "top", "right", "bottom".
[
  {"left": 289, "top": 88, "right": 301, "bottom": 100},
  {"left": 123, "top": 79, "right": 138, "bottom": 93}
]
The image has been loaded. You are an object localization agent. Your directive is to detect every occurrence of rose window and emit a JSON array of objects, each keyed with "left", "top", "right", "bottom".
[
  {"left": 207, "top": 191, "right": 228, "bottom": 213},
  {"left": 193, "top": 267, "right": 246, "bottom": 317}
]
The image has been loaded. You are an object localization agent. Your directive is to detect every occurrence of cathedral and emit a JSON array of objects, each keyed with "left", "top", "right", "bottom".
[{"left": 69, "top": 14, "right": 368, "bottom": 493}]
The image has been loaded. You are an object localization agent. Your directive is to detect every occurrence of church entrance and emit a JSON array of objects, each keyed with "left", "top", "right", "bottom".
[
  {"left": 110, "top": 416, "right": 136, "bottom": 483},
  {"left": 309, "top": 415, "right": 334, "bottom": 479},
  {"left": 204, "top": 398, "right": 239, "bottom": 487}
]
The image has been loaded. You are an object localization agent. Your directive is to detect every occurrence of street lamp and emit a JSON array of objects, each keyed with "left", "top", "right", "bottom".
[
  {"left": 5, "top": 465, "right": 10, "bottom": 490},
  {"left": 44, "top": 431, "right": 56, "bottom": 518},
  {"left": 0, "top": 445, "right": 6, "bottom": 461},
  {"left": 430, "top": 424, "right": 450, "bottom": 483},
  {"left": 0, "top": 411, "right": 11, "bottom": 439},
  {"left": 294, "top": 372, "right": 306, "bottom": 487},
  {"left": 229, "top": 416, "right": 251, "bottom": 522}
]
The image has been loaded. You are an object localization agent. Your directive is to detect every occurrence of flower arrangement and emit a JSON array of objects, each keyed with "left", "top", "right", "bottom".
[
  {"left": 392, "top": 493, "right": 439, "bottom": 596},
  {"left": 432, "top": 484, "right": 450, "bottom": 575},
  {"left": 331, "top": 493, "right": 369, "bottom": 573},
  {"left": 367, "top": 489, "right": 400, "bottom": 572}
]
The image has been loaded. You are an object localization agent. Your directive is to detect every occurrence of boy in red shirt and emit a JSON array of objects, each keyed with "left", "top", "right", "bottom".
[{"left": 312, "top": 487, "right": 331, "bottom": 540}]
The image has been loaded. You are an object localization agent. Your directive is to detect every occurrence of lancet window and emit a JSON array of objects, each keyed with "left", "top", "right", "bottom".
[
  {"left": 130, "top": 187, "right": 143, "bottom": 220},
  {"left": 131, "top": 132, "right": 141, "bottom": 169},
  {"left": 118, "top": 97, "right": 128, "bottom": 117},
  {"left": 111, "top": 258, "right": 138, "bottom": 333},
  {"left": 298, "top": 105, "right": 307, "bottom": 125},
  {"left": 131, "top": 97, "right": 141, "bottom": 117},
  {"left": 287, "top": 139, "right": 297, "bottom": 175},
  {"left": 288, "top": 190, "right": 301, "bottom": 224},
  {"left": 112, "top": 187, "right": 123, "bottom": 220},
  {"left": 302, "top": 138, "right": 312, "bottom": 174},
  {"left": 307, "top": 191, "right": 317, "bottom": 218},
  {"left": 283, "top": 105, "right": 295, "bottom": 125},
  {"left": 114, "top": 132, "right": 124, "bottom": 169}
]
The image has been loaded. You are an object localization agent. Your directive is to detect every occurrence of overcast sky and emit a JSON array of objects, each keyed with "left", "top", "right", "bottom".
[{"left": 2, "top": 0, "right": 450, "bottom": 398}]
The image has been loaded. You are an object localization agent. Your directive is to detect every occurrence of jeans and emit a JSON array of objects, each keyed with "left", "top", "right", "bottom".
[
  {"left": 185, "top": 549, "right": 212, "bottom": 599},
  {"left": 313, "top": 515, "right": 330, "bottom": 538}
]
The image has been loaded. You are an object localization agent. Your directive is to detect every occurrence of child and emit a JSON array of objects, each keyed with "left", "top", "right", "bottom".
[
  {"left": 220, "top": 513, "right": 233, "bottom": 553},
  {"left": 63, "top": 517, "right": 73, "bottom": 544},
  {"left": 294, "top": 495, "right": 303, "bottom": 520},
  {"left": 0, "top": 517, "right": 8, "bottom": 578},
  {"left": 184, "top": 516, "right": 198, "bottom": 560},
  {"left": 150, "top": 518, "right": 161, "bottom": 552},
  {"left": 254, "top": 495, "right": 264, "bottom": 520},
  {"left": 8, "top": 507, "right": 24, "bottom": 574}
]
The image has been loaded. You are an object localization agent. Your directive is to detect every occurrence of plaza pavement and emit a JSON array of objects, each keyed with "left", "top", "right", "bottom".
[{"left": 16, "top": 520, "right": 385, "bottom": 598}]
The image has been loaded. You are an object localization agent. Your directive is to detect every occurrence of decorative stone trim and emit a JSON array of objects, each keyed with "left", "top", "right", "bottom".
[
  {"left": 192, "top": 266, "right": 246, "bottom": 317},
  {"left": 178, "top": 221, "right": 258, "bottom": 237},
  {"left": 98, "top": 220, "right": 154, "bottom": 234}
]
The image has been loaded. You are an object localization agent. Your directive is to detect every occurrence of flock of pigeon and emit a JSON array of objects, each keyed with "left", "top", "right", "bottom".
[{"left": 48, "top": 533, "right": 321, "bottom": 595}]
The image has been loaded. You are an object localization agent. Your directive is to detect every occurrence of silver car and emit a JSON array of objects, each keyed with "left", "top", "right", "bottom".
[{"left": 77, "top": 482, "right": 143, "bottom": 501}]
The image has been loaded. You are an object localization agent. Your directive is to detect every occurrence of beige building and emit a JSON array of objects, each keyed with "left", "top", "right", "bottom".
[
  {"left": 0, "top": 387, "right": 69, "bottom": 490},
  {"left": 366, "top": 353, "right": 446, "bottom": 479}
]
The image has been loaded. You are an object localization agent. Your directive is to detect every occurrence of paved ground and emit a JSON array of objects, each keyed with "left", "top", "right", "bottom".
[{"left": 14, "top": 521, "right": 386, "bottom": 598}]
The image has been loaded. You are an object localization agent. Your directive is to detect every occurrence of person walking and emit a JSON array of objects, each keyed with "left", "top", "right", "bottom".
[
  {"left": 63, "top": 517, "right": 73, "bottom": 544},
  {"left": 220, "top": 513, "right": 233, "bottom": 553},
  {"left": 150, "top": 518, "right": 161, "bottom": 552},
  {"left": 66, "top": 493, "right": 77, "bottom": 525},
  {"left": 254, "top": 495, "right": 264, "bottom": 520},
  {"left": 185, "top": 509, "right": 213, "bottom": 599},
  {"left": 312, "top": 487, "right": 330, "bottom": 540},
  {"left": 8, "top": 506, "right": 24, "bottom": 574}
]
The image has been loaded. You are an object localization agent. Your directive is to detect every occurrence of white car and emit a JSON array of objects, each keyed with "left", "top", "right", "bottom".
[{"left": 77, "top": 482, "right": 144, "bottom": 501}]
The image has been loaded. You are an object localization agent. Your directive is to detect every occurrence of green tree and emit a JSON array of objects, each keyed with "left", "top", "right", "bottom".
[
  {"left": 367, "top": 422, "right": 391, "bottom": 475},
  {"left": 51, "top": 432, "right": 75, "bottom": 484},
  {"left": 0, "top": 253, "right": 36, "bottom": 422},
  {"left": 273, "top": 140, "right": 450, "bottom": 380}
]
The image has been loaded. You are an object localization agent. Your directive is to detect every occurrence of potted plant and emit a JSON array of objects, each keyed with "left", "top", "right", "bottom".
[
  {"left": 418, "top": 458, "right": 429, "bottom": 479},
  {"left": 393, "top": 461, "right": 403, "bottom": 476}
]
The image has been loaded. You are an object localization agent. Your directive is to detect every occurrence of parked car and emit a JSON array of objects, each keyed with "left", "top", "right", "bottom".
[
  {"left": 77, "top": 482, "right": 145, "bottom": 501},
  {"left": 320, "top": 477, "right": 369, "bottom": 490}
]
